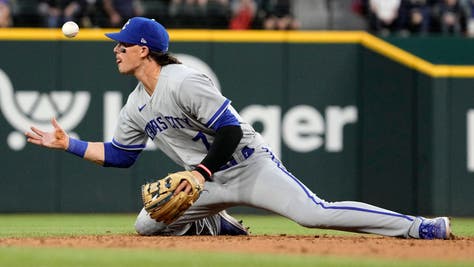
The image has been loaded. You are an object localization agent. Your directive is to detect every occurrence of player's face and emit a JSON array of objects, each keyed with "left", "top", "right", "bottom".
[{"left": 113, "top": 42, "right": 144, "bottom": 74}]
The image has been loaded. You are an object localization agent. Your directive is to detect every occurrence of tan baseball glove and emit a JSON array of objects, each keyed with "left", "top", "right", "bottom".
[{"left": 141, "top": 171, "right": 203, "bottom": 224}]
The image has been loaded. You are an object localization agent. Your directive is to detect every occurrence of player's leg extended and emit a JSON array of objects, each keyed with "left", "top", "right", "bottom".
[
  {"left": 142, "top": 146, "right": 417, "bottom": 237},
  {"left": 235, "top": 146, "right": 430, "bottom": 238}
]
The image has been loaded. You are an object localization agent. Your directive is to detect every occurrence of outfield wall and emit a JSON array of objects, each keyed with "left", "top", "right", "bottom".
[{"left": 0, "top": 30, "right": 473, "bottom": 216}]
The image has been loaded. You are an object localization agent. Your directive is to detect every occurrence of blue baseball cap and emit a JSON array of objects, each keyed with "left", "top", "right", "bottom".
[{"left": 105, "top": 17, "right": 169, "bottom": 52}]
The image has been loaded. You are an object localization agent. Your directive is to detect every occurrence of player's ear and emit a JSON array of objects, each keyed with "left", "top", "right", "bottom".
[{"left": 140, "top": 46, "right": 150, "bottom": 58}]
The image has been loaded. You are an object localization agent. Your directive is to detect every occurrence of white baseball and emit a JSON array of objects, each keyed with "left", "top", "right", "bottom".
[{"left": 62, "top": 21, "right": 79, "bottom": 38}]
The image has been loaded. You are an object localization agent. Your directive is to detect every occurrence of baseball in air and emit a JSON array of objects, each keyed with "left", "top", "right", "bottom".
[{"left": 62, "top": 21, "right": 79, "bottom": 38}]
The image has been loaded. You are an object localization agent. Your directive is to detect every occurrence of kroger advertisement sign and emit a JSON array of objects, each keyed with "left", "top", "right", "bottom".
[{"left": 0, "top": 55, "right": 357, "bottom": 159}]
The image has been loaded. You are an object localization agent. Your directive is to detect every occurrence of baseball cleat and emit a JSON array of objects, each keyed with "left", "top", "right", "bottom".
[
  {"left": 418, "top": 217, "right": 452, "bottom": 239},
  {"left": 219, "top": 210, "right": 250, "bottom": 235}
]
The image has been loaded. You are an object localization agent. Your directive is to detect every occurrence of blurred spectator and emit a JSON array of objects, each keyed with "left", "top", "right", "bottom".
[
  {"left": 79, "top": 0, "right": 101, "bottom": 27},
  {"left": 352, "top": 0, "right": 369, "bottom": 17},
  {"left": 38, "top": 0, "right": 85, "bottom": 28},
  {"left": 368, "top": 0, "right": 403, "bottom": 35},
  {"left": 261, "top": 0, "right": 300, "bottom": 30},
  {"left": 0, "top": 0, "right": 12, "bottom": 27},
  {"left": 207, "top": 0, "right": 230, "bottom": 28},
  {"left": 229, "top": 0, "right": 256, "bottom": 29},
  {"left": 402, "top": 0, "right": 433, "bottom": 35},
  {"left": 168, "top": 0, "right": 229, "bottom": 28},
  {"left": 465, "top": 0, "right": 474, "bottom": 36},
  {"left": 431, "top": 0, "right": 468, "bottom": 35},
  {"left": 168, "top": 0, "right": 208, "bottom": 27},
  {"left": 103, "top": 0, "right": 144, "bottom": 27}
]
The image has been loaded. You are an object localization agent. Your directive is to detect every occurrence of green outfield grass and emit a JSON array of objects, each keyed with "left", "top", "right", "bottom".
[
  {"left": 2, "top": 246, "right": 473, "bottom": 267},
  {"left": 0, "top": 214, "right": 473, "bottom": 267},
  {"left": 0, "top": 246, "right": 472, "bottom": 267}
]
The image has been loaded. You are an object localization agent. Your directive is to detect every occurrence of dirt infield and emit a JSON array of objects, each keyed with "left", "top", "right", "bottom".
[{"left": 1, "top": 235, "right": 473, "bottom": 261}]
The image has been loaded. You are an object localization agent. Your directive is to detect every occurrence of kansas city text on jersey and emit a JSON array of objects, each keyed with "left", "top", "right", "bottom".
[{"left": 145, "top": 116, "right": 194, "bottom": 140}]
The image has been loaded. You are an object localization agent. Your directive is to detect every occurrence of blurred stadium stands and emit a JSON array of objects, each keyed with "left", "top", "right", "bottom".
[
  {"left": 2, "top": 0, "right": 367, "bottom": 29},
  {"left": 3, "top": 0, "right": 474, "bottom": 37}
]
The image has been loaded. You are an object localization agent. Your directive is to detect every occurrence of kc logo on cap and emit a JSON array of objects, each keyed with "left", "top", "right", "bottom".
[{"left": 105, "top": 17, "right": 169, "bottom": 52}]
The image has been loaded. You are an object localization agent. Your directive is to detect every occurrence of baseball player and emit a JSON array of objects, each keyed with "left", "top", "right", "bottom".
[{"left": 26, "top": 17, "right": 452, "bottom": 239}]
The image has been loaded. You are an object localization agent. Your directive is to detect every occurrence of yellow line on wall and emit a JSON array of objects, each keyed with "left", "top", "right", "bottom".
[
  {"left": 0, "top": 28, "right": 472, "bottom": 77},
  {"left": 359, "top": 33, "right": 474, "bottom": 77},
  {"left": 168, "top": 30, "right": 364, "bottom": 43}
]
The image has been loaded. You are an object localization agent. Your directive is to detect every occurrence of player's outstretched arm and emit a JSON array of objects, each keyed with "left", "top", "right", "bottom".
[{"left": 25, "top": 117, "right": 105, "bottom": 166}]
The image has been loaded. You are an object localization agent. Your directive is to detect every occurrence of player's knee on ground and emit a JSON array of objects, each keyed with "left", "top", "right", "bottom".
[{"left": 134, "top": 208, "right": 167, "bottom": 236}]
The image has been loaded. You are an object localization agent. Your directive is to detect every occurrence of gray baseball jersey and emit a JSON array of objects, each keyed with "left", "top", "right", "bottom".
[
  {"left": 112, "top": 64, "right": 261, "bottom": 170},
  {"left": 116, "top": 64, "right": 421, "bottom": 238}
]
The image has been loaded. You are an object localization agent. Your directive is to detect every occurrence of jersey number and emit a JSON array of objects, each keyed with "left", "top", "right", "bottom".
[{"left": 192, "top": 131, "right": 210, "bottom": 151}]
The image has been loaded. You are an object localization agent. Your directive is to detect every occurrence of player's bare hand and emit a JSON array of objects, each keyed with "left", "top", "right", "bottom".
[
  {"left": 174, "top": 171, "right": 205, "bottom": 196},
  {"left": 25, "top": 117, "right": 69, "bottom": 150}
]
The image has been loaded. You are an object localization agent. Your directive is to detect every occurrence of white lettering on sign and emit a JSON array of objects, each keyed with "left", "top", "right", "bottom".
[
  {"left": 239, "top": 104, "right": 358, "bottom": 158},
  {"left": 282, "top": 105, "right": 325, "bottom": 153}
]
